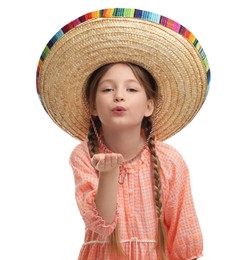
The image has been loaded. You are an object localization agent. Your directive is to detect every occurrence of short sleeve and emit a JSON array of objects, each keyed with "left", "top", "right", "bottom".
[
  {"left": 158, "top": 144, "right": 203, "bottom": 260},
  {"left": 69, "top": 142, "right": 118, "bottom": 238}
]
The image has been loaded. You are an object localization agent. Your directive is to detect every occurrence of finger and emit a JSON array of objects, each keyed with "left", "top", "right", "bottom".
[
  {"left": 117, "top": 154, "right": 124, "bottom": 164},
  {"left": 91, "top": 154, "right": 105, "bottom": 169},
  {"left": 109, "top": 154, "right": 119, "bottom": 167},
  {"left": 95, "top": 157, "right": 106, "bottom": 171},
  {"left": 105, "top": 154, "right": 113, "bottom": 167},
  {"left": 91, "top": 155, "right": 98, "bottom": 167},
  {"left": 111, "top": 154, "right": 117, "bottom": 167},
  {"left": 108, "top": 153, "right": 123, "bottom": 166}
]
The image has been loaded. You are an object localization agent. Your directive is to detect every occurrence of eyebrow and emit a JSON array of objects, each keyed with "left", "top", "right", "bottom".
[{"left": 98, "top": 79, "right": 139, "bottom": 85}]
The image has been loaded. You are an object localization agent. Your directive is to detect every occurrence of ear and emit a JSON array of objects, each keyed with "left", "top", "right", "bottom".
[
  {"left": 91, "top": 108, "right": 98, "bottom": 116},
  {"left": 90, "top": 104, "right": 98, "bottom": 116},
  {"left": 144, "top": 99, "right": 154, "bottom": 117}
]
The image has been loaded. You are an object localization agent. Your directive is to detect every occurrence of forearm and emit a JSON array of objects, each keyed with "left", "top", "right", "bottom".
[{"left": 95, "top": 168, "right": 119, "bottom": 224}]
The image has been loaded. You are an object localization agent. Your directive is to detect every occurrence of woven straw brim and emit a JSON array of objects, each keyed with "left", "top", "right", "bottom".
[{"left": 37, "top": 13, "right": 209, "bottom": 141}]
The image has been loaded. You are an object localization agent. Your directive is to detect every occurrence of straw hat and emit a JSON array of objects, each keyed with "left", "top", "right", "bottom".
[{"left": 36, "top": 8, "right": 211, "bottom": 141}]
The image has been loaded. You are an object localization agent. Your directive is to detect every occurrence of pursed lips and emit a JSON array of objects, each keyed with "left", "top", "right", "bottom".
[{"left": 112, "top": 106, "right": 127, "bottom": 112}]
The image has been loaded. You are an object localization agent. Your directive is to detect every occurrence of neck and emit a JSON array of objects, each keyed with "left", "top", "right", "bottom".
[{"left": 101, "top": 125, "right": 146, "bottom": 161}]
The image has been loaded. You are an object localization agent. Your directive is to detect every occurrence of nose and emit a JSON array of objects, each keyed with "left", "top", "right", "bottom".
[{"left": 114, "top": 90, "right": 125, "bottom": 102}]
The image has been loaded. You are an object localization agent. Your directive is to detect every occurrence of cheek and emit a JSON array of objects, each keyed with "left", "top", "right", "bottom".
[
  {"left": 95, "top": 95, "right": 110, "bottom": 114},
  {"left": 133, "top": 98, "right": 150, "bottom": 113},
  {"left": 94, "top": 94, "right": 103, "bottom": 110},
  {"left": 91, "top": 93, "right": 101, "bottom": 115}
]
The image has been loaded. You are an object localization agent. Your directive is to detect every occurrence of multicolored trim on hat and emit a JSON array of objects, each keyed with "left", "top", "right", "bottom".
[{"left": 36, "top": 8, "right": 211, "bottom": 96}]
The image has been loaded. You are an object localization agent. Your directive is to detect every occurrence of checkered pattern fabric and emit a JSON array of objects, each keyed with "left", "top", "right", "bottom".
[{"left": 70, "top": 141, "right": 203, "bottom": 259}]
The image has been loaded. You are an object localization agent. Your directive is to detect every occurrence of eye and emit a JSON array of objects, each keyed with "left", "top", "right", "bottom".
[
  {"left": 127, "top": 88, "right": 138, "bottom": 92},
  {"left": 102, "top": 88, "right": 113, "bottom": 92}
]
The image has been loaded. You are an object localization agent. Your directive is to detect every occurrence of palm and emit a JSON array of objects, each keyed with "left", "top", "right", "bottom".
[{"left": 91, "top": 153, "right": 124, "bottom": 172}]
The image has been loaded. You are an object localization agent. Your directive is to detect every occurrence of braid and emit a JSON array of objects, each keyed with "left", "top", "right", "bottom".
[
  {"left": 87, "top": 124, "right": 97, "bottom": 157},
  {"left": 149, "top": 134, "right": 163, "bottom": 217},
  {"left": 87, "top": 117, "right": 101, "bottom": 157},
  {"left": 144, "top": 118, "right": 167, "bottom": 260}
]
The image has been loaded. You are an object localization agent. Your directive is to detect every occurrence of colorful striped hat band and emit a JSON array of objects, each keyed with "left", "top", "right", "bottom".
[{"left": 36, "top": 8, "right": 211, "bottom": 141}]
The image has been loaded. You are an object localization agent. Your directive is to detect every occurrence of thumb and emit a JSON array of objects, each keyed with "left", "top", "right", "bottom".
[{"left": 91, "top": 154, "right": 99, "bottom": 167}]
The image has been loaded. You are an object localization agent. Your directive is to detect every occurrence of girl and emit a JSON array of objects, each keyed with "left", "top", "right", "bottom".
[
  {"left": 36, "top": 8, "right": 210, "bottom": 260},
  {"left": 70, "top": 62, "right": 202, "bottom": 259}
]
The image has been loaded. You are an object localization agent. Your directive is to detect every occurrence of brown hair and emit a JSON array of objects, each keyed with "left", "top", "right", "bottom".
[{"left": 85, "top": 62, "right": 167, "bottom": 259}]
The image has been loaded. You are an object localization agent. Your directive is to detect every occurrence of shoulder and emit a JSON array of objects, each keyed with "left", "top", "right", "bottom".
[
  {"left": 71, "top": 141, "right": 89, "bottom": 154},
  {"left": 70, "top": 141, "right": 90, "bottom": 163},
  {"left": 155, "top": 141, "right": 189, "bottom": 183},
  {"left": 69, "top": 141, "right": 98, "bottom": 185},
  {"left": 155, "top": 141, "right": 185, "bottom": 164}
]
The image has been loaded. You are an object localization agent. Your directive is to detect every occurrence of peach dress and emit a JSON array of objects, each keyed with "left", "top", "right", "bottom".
[{"left": 70, "top": 141, "right": 203, "bottom": 260}]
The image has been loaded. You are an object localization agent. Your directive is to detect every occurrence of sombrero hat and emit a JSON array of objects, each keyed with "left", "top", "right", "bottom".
[{"left": 36, "top": 8, "right": 211, "bottom": 141}]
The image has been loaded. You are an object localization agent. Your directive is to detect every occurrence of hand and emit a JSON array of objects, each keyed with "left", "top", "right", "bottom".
[{"left": 91, "top": 153, "right": 124, "bottom": 173}]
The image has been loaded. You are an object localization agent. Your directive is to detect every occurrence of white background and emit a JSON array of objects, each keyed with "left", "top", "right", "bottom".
[{"left": 1, "top": 0, "right": 247, "bottom": 259}]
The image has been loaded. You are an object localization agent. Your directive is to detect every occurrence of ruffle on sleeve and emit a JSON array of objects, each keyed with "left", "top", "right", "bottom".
[{"left": 76, "top": 188, "right": 118, "bottom": 238}]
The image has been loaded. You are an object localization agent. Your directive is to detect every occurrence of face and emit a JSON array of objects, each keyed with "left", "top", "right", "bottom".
[{"left": 92, "top": 63, "right": 154, "bottom": 130}]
